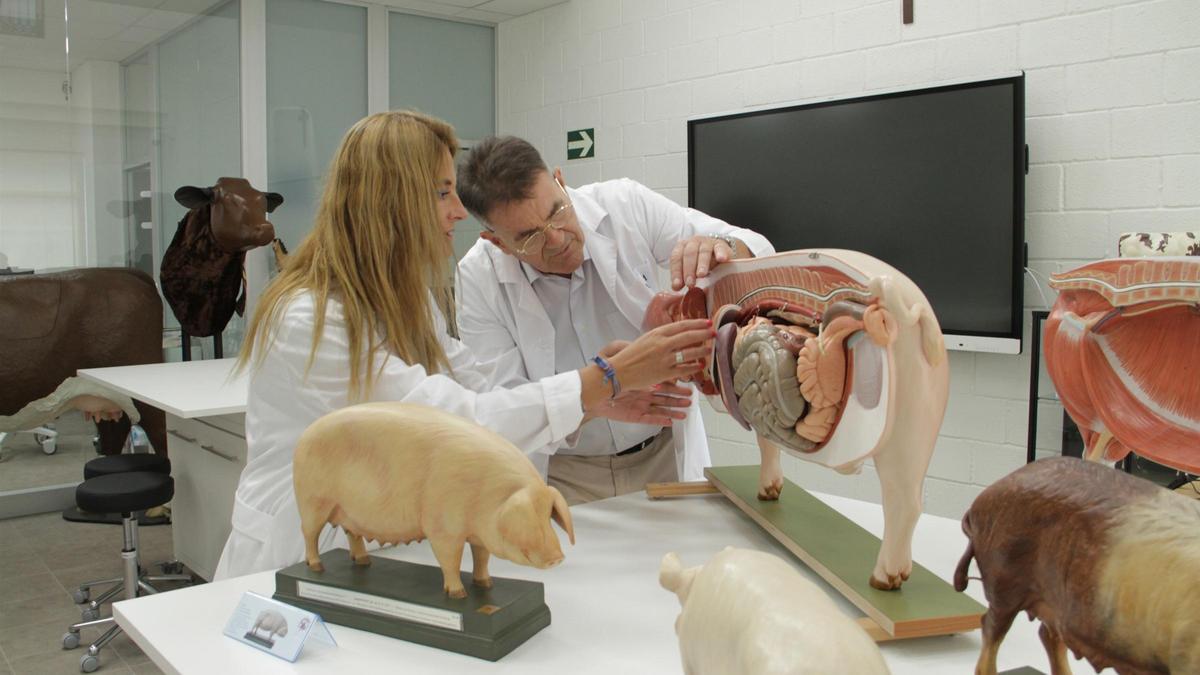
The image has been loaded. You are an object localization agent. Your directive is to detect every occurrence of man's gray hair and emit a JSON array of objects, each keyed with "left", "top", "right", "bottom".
[{"left": 457, "top": 136, "right": 548, "bottom": 226}]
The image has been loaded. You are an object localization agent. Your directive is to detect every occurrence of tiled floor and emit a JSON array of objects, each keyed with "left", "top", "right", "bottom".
[
  {"left": 0, "top": 511, "right": 191, "bottom": 674},
  {"left": 0, "top": 416, "right": 99, "bottom": 493}
]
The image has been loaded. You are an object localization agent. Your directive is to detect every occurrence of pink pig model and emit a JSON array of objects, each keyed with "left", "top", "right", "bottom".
[{"left": 293, "top": 402, "right": 575, "bottom": 598}]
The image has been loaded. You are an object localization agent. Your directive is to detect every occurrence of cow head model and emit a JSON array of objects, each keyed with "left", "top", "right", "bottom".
[
  {"left": 160, "top": 177, "right": 283, "bottom": 337},
  {"left": 645, "top": 250, "right": 949, "bottom": 590},
  {"left": 1043, "top": 256, "right": 1200, "bottom": 476}
]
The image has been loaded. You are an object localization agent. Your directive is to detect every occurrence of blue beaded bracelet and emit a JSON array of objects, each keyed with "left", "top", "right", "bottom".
[{"left": 591, "top": 355, "right": 621, "bottom": 398}]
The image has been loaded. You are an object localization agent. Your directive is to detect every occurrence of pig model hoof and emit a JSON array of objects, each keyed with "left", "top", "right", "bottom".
[
  {"left": 757, "top": 480, "right": 783, "bottom": 501},
  {"left": 472, "top": 576, "right": 493, "bottom": 589},
  {"left": 307, "top": 561, "right": 325, "bottom": 573},
  {"left": 446, "top": 587, "right": 468, "bottom": 600},
  {"left": 353, "top": 555, "right": 371, "bottom": 566},
  {"left": 868, "top": 572, "right": 906, "bottom": 590}
]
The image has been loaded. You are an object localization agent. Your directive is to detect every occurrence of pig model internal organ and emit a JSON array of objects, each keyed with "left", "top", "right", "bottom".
[
  {"left": 644, "top": 250, "right": 949, "bottom": 590},
  {"left": 293, "top": 402, "right": 575, "bottom": 598},
  {"left": 1043, "top": 257, "right": 1200, "bottom": 475},
  {"left": 660, "top": 547, "right": 891, "bottom": 675}
]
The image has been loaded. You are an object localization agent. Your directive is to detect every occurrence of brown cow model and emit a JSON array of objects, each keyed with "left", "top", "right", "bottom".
[
  {"left": 0, "top": 268, "right": 165, "bottom": 454},
  {"left": 160, "top": 177, "right": 282, "bottom": 339},
  {"left": 955, "top": 457, "right": 1200, "bottom": 675}
]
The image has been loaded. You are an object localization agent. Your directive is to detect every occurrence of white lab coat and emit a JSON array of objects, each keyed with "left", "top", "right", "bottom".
[
  {"left": 213, "top": 291, "right": 585, "bottom": 580},
  {"left": 456, "top": 178, "right": 775, "bottom": 481}
]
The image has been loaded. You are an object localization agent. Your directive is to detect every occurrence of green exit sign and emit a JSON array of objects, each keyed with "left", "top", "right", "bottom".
[{"left": 567, "top": 128, "right": 594, "bottom": 159}]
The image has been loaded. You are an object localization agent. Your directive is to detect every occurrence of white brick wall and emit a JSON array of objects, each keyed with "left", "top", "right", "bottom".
[{"left": 496, "top": 0, "right": 1200, "bottom": 519}]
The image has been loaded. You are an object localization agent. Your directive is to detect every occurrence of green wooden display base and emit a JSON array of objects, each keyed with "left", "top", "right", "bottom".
[
  {"left": 706, "top": 465, "right": 985, "bottom": 641},
  {"left": 274, "top": 549, "right": 550, "bottom": 661}
]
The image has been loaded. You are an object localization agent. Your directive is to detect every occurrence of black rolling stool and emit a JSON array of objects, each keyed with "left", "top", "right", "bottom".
[
  {"left": 84, "top": 453, "right": 171, "bottom": 479},
  {"left": 62, "top": 471, "right": 186, "bottom": 673},
  {"left": 67, "top": 454, "right": 185, "bottom": 623}
]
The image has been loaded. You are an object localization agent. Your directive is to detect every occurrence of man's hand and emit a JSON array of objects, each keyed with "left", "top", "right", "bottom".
[
  {"left": 670, "top": 235, "right": 745, "bottom": 290},
  {"left": 593, "top": 382, "right": 693, "bottom": 427}
]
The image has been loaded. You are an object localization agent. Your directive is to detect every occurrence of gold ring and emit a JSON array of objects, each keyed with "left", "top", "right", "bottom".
[{"left": 674, "top": 351, "right": 684, "bottom": 364}]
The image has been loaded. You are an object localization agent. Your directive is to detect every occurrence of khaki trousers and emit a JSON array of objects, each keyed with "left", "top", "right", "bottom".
[{"left": 548, "top": 428, "right": 677, "bottom": 505}]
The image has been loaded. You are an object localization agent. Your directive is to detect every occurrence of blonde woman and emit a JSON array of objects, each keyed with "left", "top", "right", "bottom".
[{"left": 214, "top": 111, "right": 712, "bottom": 579}]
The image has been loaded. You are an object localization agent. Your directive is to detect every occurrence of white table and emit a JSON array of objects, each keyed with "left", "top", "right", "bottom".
[
  {"left": 113, "top": 490, "right": 1093, "bottom": 675},
  {"left": 78, "top": 359, "right": 248, "bottom": 580},
  {"left": 77, "top": 359, "right": 247, "bottom": 419}
]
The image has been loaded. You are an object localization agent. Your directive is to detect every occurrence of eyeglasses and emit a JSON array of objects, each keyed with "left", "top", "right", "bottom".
[{"left": 512, "top": 180, "right": 573, "bottom": 257}]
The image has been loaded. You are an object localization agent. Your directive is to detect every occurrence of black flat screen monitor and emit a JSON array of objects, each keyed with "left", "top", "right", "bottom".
[{"left": 689, "top": 74, "right": 1026, "bottom": 354}]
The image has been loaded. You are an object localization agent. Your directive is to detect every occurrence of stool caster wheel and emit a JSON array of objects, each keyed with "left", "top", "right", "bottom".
[
  {"left": 73, "top": 589, "right": 90, "bottom": 604},
  {"left": 36, "top": 433, "right": 56, "bottom": 455},
  {"left": 80, "top": 653, "right": 100, "bottom": 673},
  {"left": 160, "top": 561, "right": 183, "bottom": 574},
  {"left": 62, "top": 632, "right": 80, "bottom": 650},
  {"left": 80, "top": 607, "right": 100, "bottom": 622}
]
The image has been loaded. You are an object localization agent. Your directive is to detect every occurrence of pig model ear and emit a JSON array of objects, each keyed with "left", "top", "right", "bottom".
[
  {"left": 659, "top": 552, "right": 683, "bottom": 592},
  {"left": 547, "top": 486, "right": 575, "bottom": 545}
]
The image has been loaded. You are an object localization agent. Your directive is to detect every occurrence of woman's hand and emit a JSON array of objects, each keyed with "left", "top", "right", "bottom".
[
  {"left": 592, "top": 381, "right": 694, "bottom": 426},
  {"left": 579, "top": 319, "right": 713, "bottom": 414},
  {"left": 608, "top": 319, "right": 714, "bottom": 392}
]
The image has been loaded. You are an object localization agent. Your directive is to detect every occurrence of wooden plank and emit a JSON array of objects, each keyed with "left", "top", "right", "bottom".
[
  {"left": 645, "top": 481, "right": 719, "bottom": 499},
  {"left": 706, "top": 465, "right": 983, "bottom": 639},
  {"left": 856, "top": 617, "right": 902, "bottom": 643}
]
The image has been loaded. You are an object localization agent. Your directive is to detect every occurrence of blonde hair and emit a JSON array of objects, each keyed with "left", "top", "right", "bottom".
[{"left": 238, "top": 110, "right": 458, "bottom": 400}]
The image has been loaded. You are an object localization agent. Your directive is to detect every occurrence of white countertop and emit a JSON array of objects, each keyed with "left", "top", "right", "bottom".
[
  {"left": 78, "top": 359, "right": 247, "bottom": 418},
  {"left": 113, "top": 489, "right": 1089, "bottom": 675}
]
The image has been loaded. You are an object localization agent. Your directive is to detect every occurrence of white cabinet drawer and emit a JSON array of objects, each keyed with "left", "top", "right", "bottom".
[{"left": 165, "top": 414, "right": 247, "bottom": 581}]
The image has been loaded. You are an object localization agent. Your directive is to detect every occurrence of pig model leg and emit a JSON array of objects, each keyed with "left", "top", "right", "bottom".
[
  {"left": 869, "top": 445, "right": 922, "bottom": 590},
  {"left": 469, "top": 540, "right": 493, "bottom": 589},
  {"left": 429, "top": 536, "right": 468, "bottom": 599},
  {"left": 298, "top": 502, "right": 333, "bottom": 572},
  {"left": 1084, "top": 430, "right": 1113, "bottom": 463},
  {"left": 975, "top": 606, "right": 1018, "bottom": 675},
  {"left": 1037, "top": 623, "right": 1073, "bottom": 675},
  {"left": 346, "top": 531, "right": 371, "bottom": 566},
  {"left": 756, "top": 435, "right": 784, "bottom": 501}
]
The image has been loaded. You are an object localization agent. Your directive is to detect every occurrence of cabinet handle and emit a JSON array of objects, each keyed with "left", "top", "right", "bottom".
[
  {"left": 168, "top": 430, "right": 197, "bottom": 444},
  {"left": 199, "top": 443, "right": 238, "bottom": 463}
]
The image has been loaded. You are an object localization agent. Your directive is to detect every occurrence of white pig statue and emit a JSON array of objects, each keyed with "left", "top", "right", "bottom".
[
  {"left": 294, "top": 402, "right": 575, "bottom": 598},
  {"left": 660, "top": 548, "right": 891, "bottom": 675}
]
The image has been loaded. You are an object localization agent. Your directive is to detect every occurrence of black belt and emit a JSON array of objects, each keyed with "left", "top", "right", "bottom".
[{"left": 615, "top": 435, "right": 657, "bottom": 457}]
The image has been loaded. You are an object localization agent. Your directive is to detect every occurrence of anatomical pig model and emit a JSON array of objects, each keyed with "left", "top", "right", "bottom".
[
  {"left": 660, "top": 547, "right": 891, "bottom": 675},
  {"left": 955, "top": 457, "right": 1200, "bottom": 675},
  {"left": 1043, "top": 256, "right": 1200, "bottom": 475},
  {"left": 645, "top": 250, "right": 949, "bottom": 590},
  {"left": 293, "top": 402, "right": 575, "bottom": 598}
]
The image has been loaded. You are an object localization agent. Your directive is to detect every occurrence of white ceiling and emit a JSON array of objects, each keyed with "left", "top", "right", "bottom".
[{"left": 0, "top": 0, "right": 561, "bottom": 74}]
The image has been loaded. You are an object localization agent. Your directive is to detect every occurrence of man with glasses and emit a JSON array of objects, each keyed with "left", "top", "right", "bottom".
[{"left": 456, "top": 135, "right": 774, "bottom": 504}]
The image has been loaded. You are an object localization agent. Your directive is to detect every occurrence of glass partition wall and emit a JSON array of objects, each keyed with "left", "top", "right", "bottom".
[
  {"left": 390, "top": 11, "right": 494, "bottom": 261},
  {"left": 0, "top": 0, "right": 495, "bottom": 513}
]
